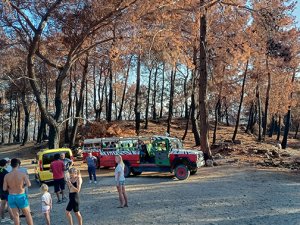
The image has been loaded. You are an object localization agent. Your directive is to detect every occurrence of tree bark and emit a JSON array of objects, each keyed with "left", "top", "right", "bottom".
[
  {"left": 107, "top": 61, "right": 113, "bottom": 122},
  {"left": 198, "top": 6, "right": 212, "bottom": 159},
  {"left": 294, "top": 123, "right": 299, "bottom": 139},
  {"left": 21, "top": 92, "right": 30, "bottom": 146},
  {"left": 118, "top": 56, "right": 132, "bottom": 120},
  {"left": 213, "top": 98, "right": 221, "bottom": 144},
  {"left": 167, "top": 68, "right": 176, "bottom": 134},
  {"left": 135, "top": 55, "right": 141, "bottom": 135},
  {"left": 144, "top": 67, "right": 153, "bottom": 129},
  {"left": 232, "top": 60, "right": 249, "bottom": 142},
  {"left": 8, "top": 93, "right": 13, "bottom": 144},
  {"left": 245, "top": 102, "right": 254, "bottom": 134},
  {"left": 70, "top": 55, "right": 89, "bottom": 147},
  {"left": 159, "top": 63, "right": 165, "bottom": 118},
  {"left": 152, "top": 65, "right": 158, "bottom": 120},
  {"left": 263, "top": 57, "right": 271, "bottom": 140},
  {"left": 268, "top": 116, "right": 275, "bottom": 138},
  {"left": 257, "top": 84, "right": 262, "bottom": 141},
  {"left": 281, "top": 69, "right": 296, "bottom": 149},
  {"left": 65, "top": 74, "right": 73, "bottom": 144},
  {"left": 277, "top": 116, "right": 281, "bottom": 141}
]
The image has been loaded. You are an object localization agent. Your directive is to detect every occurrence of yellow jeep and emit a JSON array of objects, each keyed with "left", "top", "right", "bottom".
[{"left": 34, "top": 148, "right": 73, "bottom": 184}]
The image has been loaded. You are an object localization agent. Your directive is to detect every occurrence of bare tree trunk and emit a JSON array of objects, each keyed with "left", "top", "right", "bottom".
[
  {"left": 294, "top": 123, "right": 299, "bottom": 139},
  {"left": 159, "top": 63, "right": 165, "bottom": 118},
  {"left": 70, "top": 55, "right": 89, "bottom": 147},
  {"left": 257, "top": 84, "right": 262, "bottom": 141},
  {"left": 224, "top": 100, "right": 230, "bottom": 126},
  {"left": 277, "top": 116, "right": 281, "bottom": 141},
  {"left": 268, "top": 116, "right": 275, "bottom": 138},
  {"left": 16, "top": 101, "right": 21, "bottom": 143},
  {"left": 135, "top": 55, "right": 141, "bottom": 135},
  {"left": 33, "top": 104, "right": 37, "bottom": 141},
  {"left": 281, "top": 69, "right": 296, "bottom": 149},
  {"left": 213, "top": 98, "right": 221, "bottom": 144},
  {"left": 184, "top": 67, "right": 189, "bottom": 119},
  {"left": 167, "top": 68, "right": 176, "bottom": 134},
  {"left": 263, "top": 57, "right": 271, "bottom": 140},
  {"left": 65, "top": 74, "right": 73, "bottom": 144},
  {"left": 144, "top": 67, "right": 153, "bottom": 129},
  {"left": 85, "top": 78, "right": 88, "bottom": 120},
  {"left": 118, "top": 56, "right": 132, "bottom": 120},
  {"left": 21, "top": 92, "right": 30, "bottom": 146},
  {"left": 198, "top": 5, "right": 212, "bottom": 160},
  {"left": 107, "top": 62, "right": 113, "bottom": 122},
  {"left": 232, "top": 60, "right": 248, "bottom": 142},
  {"left": 8, "top": 93, "right": 13, "bottom": 144},
  {"left": 152, "top": 66, "right": 158, "bottom": 120},
  {"left": 246, "top": 102, "right": 254, "bottom": 133}
]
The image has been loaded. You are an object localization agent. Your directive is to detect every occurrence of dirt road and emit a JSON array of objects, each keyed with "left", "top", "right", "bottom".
[{"left": 19, "top": 161, "right": 300, "bottom": 225}]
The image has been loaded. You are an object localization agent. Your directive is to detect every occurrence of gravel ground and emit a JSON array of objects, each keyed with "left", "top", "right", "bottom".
[
  {"left": 16, "top": 162, "right": 300, "bottom": 225},
  {"left": 1, "top": 144, "right": 300, "bottom": 225}
]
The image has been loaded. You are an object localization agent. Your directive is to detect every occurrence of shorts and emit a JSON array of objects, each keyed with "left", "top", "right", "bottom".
[
  {"left": 42, "top": 206, "right": 50, "bottom": 213},
  {"left": 53, "top": 178, "right": 65, "bottom": 193},
  {"left": 0, "top": 193, "right": 8, "bottom": 201},
  {"left": 8, "top": 193, "right": 29, "bottom": 209},
  {"left": 116, "top": 180, "right": 125, "bottom": 186},
  {"left": 66, "top": 193, "right": 79, "bottom": 212}
]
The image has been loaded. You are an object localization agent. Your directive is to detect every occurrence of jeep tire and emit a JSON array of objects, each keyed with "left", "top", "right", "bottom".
[
  {"left": 132, "top": 169, "right": 142, "bottom": 176},
  {"left": 175, "top": 164, "right": 190, "bottom": 180}
]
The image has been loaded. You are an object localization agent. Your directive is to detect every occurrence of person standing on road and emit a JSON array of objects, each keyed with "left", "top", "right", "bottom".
[
  {"left": 40, "top": 184, "right": 52, "bottom": 225},
  {"left": 50, "top": 154, "right": 66, "bottom": 203},
  {"left": 86, "top": 153, "right": 97, "bottom": 184},
  {"left": 60, "top": 153, "right": 73, "bottom": 180},
  {"left": 3, "top": 158, "right": 33, "bottom": 225},
  {"left": 115, "top": 155, "right": 128, "bottom": 208},
  {"left": 65, "top": 168, "right": 83, "bottom": 225},
  {"left": 4, "top": 158, "right": 12, "bottom": 172},
  {"left": 0, "top": 159, "right": 13, "bottom": 224}
]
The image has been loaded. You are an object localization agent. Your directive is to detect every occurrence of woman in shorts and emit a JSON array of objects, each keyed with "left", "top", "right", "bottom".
[
  {"left": 115, "top": 155, "right": 128, "bottom": 208},
  {"left": 65, "top": 168, "right": 82, "bottom": 225}
]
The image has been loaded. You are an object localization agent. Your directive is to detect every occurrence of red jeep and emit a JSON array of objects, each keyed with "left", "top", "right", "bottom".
[{"left": 83, "top": 136, "right": 204, "bottom": 180}]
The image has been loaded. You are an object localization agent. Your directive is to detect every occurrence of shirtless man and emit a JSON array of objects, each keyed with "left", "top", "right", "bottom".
[{"left": 3, "top": 158, "right": 33, "bottom": 225}]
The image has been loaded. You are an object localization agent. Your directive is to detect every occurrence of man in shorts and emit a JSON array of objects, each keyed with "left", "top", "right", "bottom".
[
  {"left": 50, "top": 153, "right": 66, "bottom": 203},
  {"left": 0, "top": 159, "right": 13, "bottom": 224},
  {"left": 3, "top": 158, "right": 33, "bottom": 225},
  {"left": 60, "top": 153, "right": 73, "bottom": 180}
]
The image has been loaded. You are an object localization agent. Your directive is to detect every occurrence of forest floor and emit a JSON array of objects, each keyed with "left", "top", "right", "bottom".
[{"left": 1, "top": 120, "right": 300, "bottom": 225}]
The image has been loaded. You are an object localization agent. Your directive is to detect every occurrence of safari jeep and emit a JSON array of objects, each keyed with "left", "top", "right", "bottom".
[
  {"left": 84, "top": 136, "right": 205, "bottom": 180},
  {"left": 125, "top": 136, "right": 205, "bottom": 180}
]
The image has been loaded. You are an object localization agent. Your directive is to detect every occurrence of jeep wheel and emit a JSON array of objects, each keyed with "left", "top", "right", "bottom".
[
  {"left": 190, "top": 169, "right": 197, "bottom": 175},
  {"left": 175, "top": 164, "right": 190, "bottom": 180},
  {"left": 124, "top": 164, "right": 131, "bottom": 177},
  {"left": 35, "top": 174, "right": 41, "bottom": 186}
]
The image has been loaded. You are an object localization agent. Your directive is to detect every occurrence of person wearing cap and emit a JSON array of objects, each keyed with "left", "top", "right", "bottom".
[
  {"left": 0, "top": 159, "right": 13, "bottom": 224},
  {"left": 4, "top": 158, "right": 12, "bottom": 173},
  {"left": 3, "top": 158, "right": 33, "bottom": 225}
]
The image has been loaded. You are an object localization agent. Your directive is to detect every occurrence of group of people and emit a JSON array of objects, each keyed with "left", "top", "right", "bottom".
[{"left": 0, "top": 153, "right": 128, "bottom": 225}]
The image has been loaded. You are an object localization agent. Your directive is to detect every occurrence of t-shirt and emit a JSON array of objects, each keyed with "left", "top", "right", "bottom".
[
  {"left": 86, "top": 156, "right": 97, "bottom": 168},
  {"left": 50, "top": 160, "right": 64, "bottom": 179},
  {"left": 0, "top": 168, "right": 8, "bottom": 193},
  {"left": 41, "top": 192, "right": 51, "bottom": 209},
  {"left": 114, "top": 164, "right": 125, "bottom": 182},
  {"left": 61, "top": 158, "right": 72, "bottom": 171}
]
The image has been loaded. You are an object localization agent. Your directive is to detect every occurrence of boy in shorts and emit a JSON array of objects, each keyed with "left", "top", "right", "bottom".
[
  {"left": 50, "top": 154, "right": 66, "bottom": 203},
  {"left": 3, "top": 158, "right": 33, "bottom": 225}
]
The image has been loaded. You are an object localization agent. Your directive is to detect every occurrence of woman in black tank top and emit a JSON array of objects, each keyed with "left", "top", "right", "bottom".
[{"left": 65, "top": 168, "right": 83, "bottom": 225}]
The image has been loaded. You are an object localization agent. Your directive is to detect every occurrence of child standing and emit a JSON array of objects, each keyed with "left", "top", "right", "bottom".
[
  {"left": 115, "top": 155, "right": 128, "bottom": 208},
  {"left": 40, "top": 184, "right": 52, "bottom": 225}
]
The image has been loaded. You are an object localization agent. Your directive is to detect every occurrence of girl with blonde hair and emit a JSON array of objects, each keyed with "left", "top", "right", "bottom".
[
  {"left": 40, "top": 184, "right": 52, "bottom": 225},
  {"left": 115, "top": 155, "right": 128, "bottom": 208},
  {"left": 65, "top": 168, "right": 83, "bottom": 225}
]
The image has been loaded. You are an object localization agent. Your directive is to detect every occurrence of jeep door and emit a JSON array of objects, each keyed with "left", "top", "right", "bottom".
[{"left": 153, "top": 139, "right": 170, "bottom": 166}]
